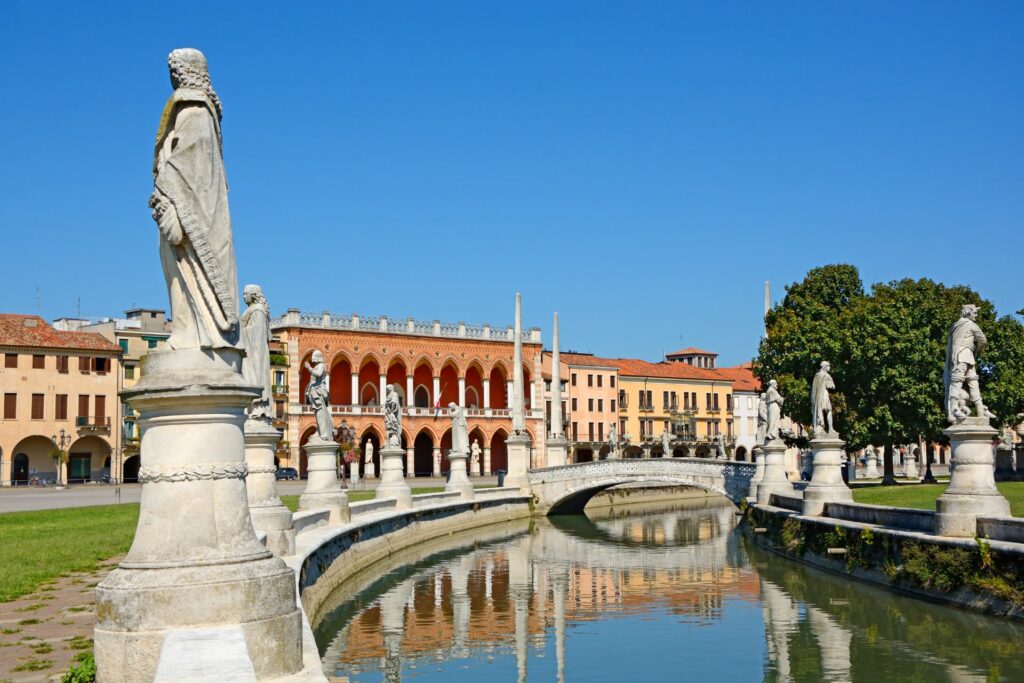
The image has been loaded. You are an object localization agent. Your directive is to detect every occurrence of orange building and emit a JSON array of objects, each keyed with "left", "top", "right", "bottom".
[{"left": 272, "top": 310, "right": 546, "bottom": 477}]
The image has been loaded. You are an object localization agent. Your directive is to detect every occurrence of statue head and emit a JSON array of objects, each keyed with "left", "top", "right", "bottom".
[
  {"left": 961, "top": 304, "right": 979, "bottom": 321},
  {"left": 311, "top": 350, "right": 324, "bottom": 364},
  {"left": 820, "top": 361, "right": 830, "bottom": 372},
  {"left": 769, "top": 379, "right": 778, "bottom": 389},
  {"left": 167, "top": 48, "right": 223, "bottom": 120},
  {"left": 242, "top": 284, "right": 264, "bottom": 306},
  {"left": 448, "top": 402, "right": 458, "bottom": 415}
]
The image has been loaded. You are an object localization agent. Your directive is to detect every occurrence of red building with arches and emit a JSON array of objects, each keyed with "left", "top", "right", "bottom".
[{"left": 272, "top": 310, "right": 546, "bottom": 478}]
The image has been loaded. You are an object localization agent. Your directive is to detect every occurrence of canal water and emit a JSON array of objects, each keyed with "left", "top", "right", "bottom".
[{"left": 313, "top": 498, "right": 1024, "bottom": 682}]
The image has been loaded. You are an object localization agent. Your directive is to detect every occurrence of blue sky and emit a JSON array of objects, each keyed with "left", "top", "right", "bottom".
[{"left": 1, "top": 2, "right": 1021, "bottom": 366}]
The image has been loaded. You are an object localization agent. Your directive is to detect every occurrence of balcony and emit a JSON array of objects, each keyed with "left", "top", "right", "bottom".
[
  {"left": 272, "top": 384, "right": 289, "bottom": 397},
  {"left": 299, "top": 404, "right": 517, "bottom": 419},
  {"left": 76, "top": 416, "right": 111, "bottom": 433},
  {"left": 638, "top": 402, "right": 655, "bottom": 412}
]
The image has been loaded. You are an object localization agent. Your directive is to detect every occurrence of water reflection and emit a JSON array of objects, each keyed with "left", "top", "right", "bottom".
[{"left": 314, "top": 499, "right": 1024, "bottom": 682}]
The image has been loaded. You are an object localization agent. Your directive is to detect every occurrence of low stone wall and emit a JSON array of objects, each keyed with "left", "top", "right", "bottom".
[
  {"left": 768, "top": 494, "right": 804, "bottom": 512},
  {"left": 744, "top": 502, "right": 1024, "bottom": 620},
  {"left": 978, "top": 516, "right": 1024, "bottom": 544},
  {"left": 824, "top": 501, "right": 936, "bottom": 533},
  {"left": 584, "top": 484, "right": 723, "bottom": 510}
]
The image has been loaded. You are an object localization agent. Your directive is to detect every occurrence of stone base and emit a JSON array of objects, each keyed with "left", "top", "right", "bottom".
[
  {"left": 996, "top": 448, "right": 1015, "bottom": 482},
  {"left": 748, "top": 447, "right": 765, "bottom": 499},
  {"left": 545, "top": 437, "right": 569, "bottom": 468},
  {"left": 299, "top": 438, "right": 350, "bottom": 524},
  {"left": 445, "top": 450, "right": 475, "bottom": 500},
  {"left": 298, "top": 490, "right": 350, "bottom": 524},
  {"left": 375, "top": 445, "right": 413, "bottom": 509},
  {"left": 863, "top": 456, "right": 880, "bottom": 479},
  {"left": 244, "top": 419, "right": 295, "bottom": 557},
  {"left": 756, "top": 441, "right": 794, "bottom": 505},
  {"left": 504, "top": 433, "right": 532, "bottom": 492},
  {"left": 936, "top": 417, "right": 1010, "bottom": 537},
  {"left": 802, "top": 434, "right": 853, "bottom": 516},
  {"left": 904, "top": 456, "right": 919, "bottom": 480},
  {"left": 250, "top": 504, "right": 296, "bottom": 556},
  {"left": 96, "top": 558, "right": 302, "bottom": 682}
]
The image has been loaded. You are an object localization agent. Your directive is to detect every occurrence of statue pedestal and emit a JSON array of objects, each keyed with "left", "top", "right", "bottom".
[
  {"left": 748, "top": 446, "right": 765, "bottom": 499},
  {"left": 802, "top": 433, "right": 853, "bottom": 516},
  {"left": 863, "top": 453, "right": 881, "bottom": 478},
  {"left": 244, "top": 419, "right": 295, "bottom": 557},
  {"left": 445, "top": 450, "right": 475, "bottom": 500},
  {"left": 376, "top": 445, "right": 412, "bottom": 509},
  {"left": 299, "top": 438, "right": 350, "bottom": 524},
  {"left": 94, "top": 349, "right": 302, "bottom": 682},
  {"left": 350, "top": 458, "right": 360, "bottom": 485},
  {"left": 995, "top": 446, "right": 1015, "bottom": 482},
  {"left": 756, "top": 441, "right": 793, "bottom": 505},
  {"left": 904, "top": 453, "right": 919, "bottom": 480},
  {"left": 545, "top": 436, "right": 569, "bottom": 468},
  {"left": 504, "top": 432, "right": 532, "bottom": 492},
  {"left": 936, "top": 418, "right": 1010, "bottom": 537}
]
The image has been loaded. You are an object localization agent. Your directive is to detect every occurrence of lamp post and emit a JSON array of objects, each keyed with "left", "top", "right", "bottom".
[{"left": 51, "top": 428, "right": 71, "bottom": 487}]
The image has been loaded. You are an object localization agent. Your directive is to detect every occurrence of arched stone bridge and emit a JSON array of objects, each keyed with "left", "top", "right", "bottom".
[{"left": 528, "top": 458, "right": 756, "bottom": 515}]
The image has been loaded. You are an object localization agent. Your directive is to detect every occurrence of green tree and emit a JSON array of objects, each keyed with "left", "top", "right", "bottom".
[
  {"left": 981, "top": 312, "right": 1024, "bottom": 429},
  {"left": 754, "top": 264, "right": 865, "bottom": 444}
]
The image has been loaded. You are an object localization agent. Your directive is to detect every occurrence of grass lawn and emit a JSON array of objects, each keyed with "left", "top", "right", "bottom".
[
  {"left": 852, "top": 481, "right": 1024, "bottom": 518},
  {"left": 0, "top": 504, "right": 139, "bottom": 602},
  {"left": 279, "top": 485, "right": 498, "bottom": 512}
]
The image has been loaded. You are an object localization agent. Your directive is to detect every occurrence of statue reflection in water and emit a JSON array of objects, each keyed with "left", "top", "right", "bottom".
[{"left": 314, "top": 498, "right": 1024, "bottom": 683}]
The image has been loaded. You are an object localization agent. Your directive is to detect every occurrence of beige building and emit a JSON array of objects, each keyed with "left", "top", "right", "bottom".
[
  {"left": 0, "top": 314, "right": 122, "bottom": 485},
  {"left": 558, "top": 353, "right": 620, "bottom": 461}
]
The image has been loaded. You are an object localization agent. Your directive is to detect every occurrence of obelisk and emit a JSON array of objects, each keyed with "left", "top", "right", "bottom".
[
  {"left": 504, "top": 293, "right": 531, "bottom": 491},
  {"left": 546, "top": 312, "right": 569, "bottom": 467}
]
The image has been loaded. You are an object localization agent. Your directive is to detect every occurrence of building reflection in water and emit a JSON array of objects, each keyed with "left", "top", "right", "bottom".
[{"left": 315, "top": 498, "right": 1024, "bottom": 682}]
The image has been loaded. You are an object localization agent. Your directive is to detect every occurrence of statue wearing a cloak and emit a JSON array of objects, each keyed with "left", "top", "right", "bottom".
[
  {"left": 811, "top": 361, "right": 835, "bottom": 435},
  {"left": 304, "top": 350, "right": 332, "bottom": 441},
  {"left": 448, "top": 403, "right": 469, "bottom": 454},
  {"left": 240, "top": 284, "right": 273, "bottom": 420},
  {"left": 944, "top": 304, "right": 994, "bottom": 423},
  {"left": 765, "top": 381, "right": 785, "bottom": 442},
  {"left": 384, "top": 385, "right": 402, "bottom": 448},
  {"left": 149, "top": 48, "right": 239, "bottom": 350}
]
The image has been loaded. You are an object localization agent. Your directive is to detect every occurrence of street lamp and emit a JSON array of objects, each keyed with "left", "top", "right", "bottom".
[{"left": 51, "top": 428, "right": 71, "bottom": 487}]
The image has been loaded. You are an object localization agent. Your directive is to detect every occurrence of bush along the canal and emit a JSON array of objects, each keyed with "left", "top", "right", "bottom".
[{"left": 742, "top": 506, "right": 1024, "bottom": 614}]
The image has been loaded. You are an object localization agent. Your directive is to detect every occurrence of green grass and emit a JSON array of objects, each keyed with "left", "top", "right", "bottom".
[
  {"left": 280, "top": 486, "right": 449, "bottom": 512},
  {"left": 852, "top": 481, "right": 1024, "bottom": 517},
  {"left": 0, "top": 504, "right": 139, "bottom": 602}
]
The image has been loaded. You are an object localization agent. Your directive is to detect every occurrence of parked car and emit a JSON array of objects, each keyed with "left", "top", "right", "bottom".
[{"left": 275, "top": 467, "right": 299, "bottom": 481}]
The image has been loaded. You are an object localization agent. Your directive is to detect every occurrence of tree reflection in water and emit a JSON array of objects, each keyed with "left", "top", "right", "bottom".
[{"left": 313, "top": 497, "right": 1024, "bottom": 682}]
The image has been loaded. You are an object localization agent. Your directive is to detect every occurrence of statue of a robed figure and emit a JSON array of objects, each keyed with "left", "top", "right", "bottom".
[{"left": 149, "top": 48, "right": 239, "bottom": 351}]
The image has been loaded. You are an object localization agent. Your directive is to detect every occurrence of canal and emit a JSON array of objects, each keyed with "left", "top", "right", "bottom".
[{"left": 313, "top": 497, "right": 1024, "bottom": 682}]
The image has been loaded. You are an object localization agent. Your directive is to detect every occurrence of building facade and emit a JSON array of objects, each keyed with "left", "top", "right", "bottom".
[
  {"left": 272, "top": 309, "right": 546, "bottom": 477},
  {"left": 716, "top": 362, "right": 760, "bottom": 460},
  {"left": 0, "top": 314, "right": 121, "bottom": 485},
  {"left": 556, "top": 353, "right": 620, "bottom": 462}
]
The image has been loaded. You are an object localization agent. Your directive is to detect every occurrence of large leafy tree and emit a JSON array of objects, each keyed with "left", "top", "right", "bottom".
[{"left": 982, "top": 311, "right": 1024, "bottom": 429}]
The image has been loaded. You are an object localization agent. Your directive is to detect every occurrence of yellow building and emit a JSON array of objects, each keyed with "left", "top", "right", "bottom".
[{"left": 0, "top": 314, "right": 122, "bottom": 485}]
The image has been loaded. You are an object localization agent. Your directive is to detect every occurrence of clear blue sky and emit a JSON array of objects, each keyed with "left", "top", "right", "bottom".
[{"left": 1, "top": 2, "right": 1021, "bottom": 366}]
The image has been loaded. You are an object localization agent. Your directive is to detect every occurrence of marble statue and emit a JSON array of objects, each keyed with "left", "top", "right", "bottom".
[
  {"left": 765, "top": 380, "right": 785, "bottom": 442},
  {"left": 811, "top": 361, "right": 836, "bottom": 435},
  {"left": 365, "top": 440, "right": 374, "bottom": 465},
  {"left": 608, "top": 423, "right": 618, "bottom": 457},
  {"left": 304, "top": 350, "right": 333, "bottom": 441},
  {"left": 240, "top": 284, "right": 272, "bottom": 420},
  {"left": 755, "top": 392, "right": 768, "bottom": 446},
  {"left": 716, "top": 433, "right": 728, "bottom": 459},
  {"left": 661, "top": 429, "right": 671, "bottom": 457},
  {"left": 449, "top": 403, "right": 469, "bottom": 454},
  {"left": 944, "top": 304, "right": 995, "bottom": 423},
  {"left": 149, "top": 48, "right": 239, "bottom": 351},
  {"left": 471, "top": 439, "right": 482, "bottom": 467},
  {"left": 384, "top": 384, "right": 402, "bottom": 447}
]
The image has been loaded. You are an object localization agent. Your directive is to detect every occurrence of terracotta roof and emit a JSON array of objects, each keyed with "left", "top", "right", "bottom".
[
  {"left": 666, "top": 347, "right": 718, "bottom": 357},
  {"left": 0, "top": 314, "right": 122, "bottom": 353},
  {"left": 559, "top": 352, "right": 621, "bottom": 369},
  {"left": 593, "top": 356, "right": 725, "bottom": 381},
  {"left": 717, "top": 363, "right": 760, "bottom": 392}
]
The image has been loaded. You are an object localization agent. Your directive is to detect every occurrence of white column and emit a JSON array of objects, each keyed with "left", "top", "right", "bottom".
[
  {"left": 379, "top": 374, "right": 387, "bottom": 406},
  {"left": 506, "top": 380, "right": 513, "bottom": 408},
  {"left": 405, "top": 447, "right": 414, "bottom": 476},
  {"left": 483, "top": 447, "right": 492, "bottom": 475},
  {"left": 406, "top": 375, "right": 414, "bottom": 408},
  {"left": 432, "top": 447, "right": 442, "bottom": 477},
  {"left": 483, "top": 378, "right": 491, "bottom": 410},
  {"left": 350, "top": 372, "right": 359, "bottom": 409},
  {"left": 458, "top": 376, "right": 466, "bottom": 407},
  {"left": 512, "top": 293, "right": 525, "bottom": 432},
  {"left": 433, "top": 376, "right": 441, "bottom": 406}
]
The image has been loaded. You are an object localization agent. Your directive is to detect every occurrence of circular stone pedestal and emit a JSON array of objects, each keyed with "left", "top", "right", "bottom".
[
  {"left": 863, "top": 453, "right": 881, "bottom": 479},
  {"left": 756, "top": 441, "right": 794, "bottom": 505},
  {"left": 375, "top": 445, "right": 413, "bottom": 509},
  {"left": 445, "top": 450, "right": 475, "bottom": 500},
  {"left": 299, "top": 438, "right": 350, "bottom": 524},
  {"left": 94, "top": 348, "right": 302, "bottom": 682},
  {"left": 244, "top": 419, "right": 295, "bottom": 556},
  {"left": 748, "top": 447, "right": 765, "bottom": 499},
  {"left": 503, "top": 433, "right": 532, "bottom": 491},
  {"left": 935, "top": 417, "right": 1010, "bottom": 537},
  {"left": 802, "top": 434, "right": 853, "bottom": 516}
]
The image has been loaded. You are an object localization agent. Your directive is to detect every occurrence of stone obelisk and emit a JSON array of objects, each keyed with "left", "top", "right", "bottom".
[
  {"left": 545, "top": 312, "right": 569, "bottom": 467},
  {"left": 504, "top": 293, "right": 531, "bottom": 491},
  {"left": 94, "top": 48, "right": 302, "bottom": 682}
]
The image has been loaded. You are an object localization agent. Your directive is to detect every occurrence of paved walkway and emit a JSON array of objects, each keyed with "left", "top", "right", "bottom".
[{"left": 0, "top": 477, "right": 500, "bottom": 513}]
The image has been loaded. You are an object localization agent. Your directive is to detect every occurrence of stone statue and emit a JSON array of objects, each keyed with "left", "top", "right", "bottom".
[
  {"left": 364, "top": 440, "right": 374, "bottom": 465},
  {"left": 716, "top": 433, "right": 728, "bottom": 459},
  {"left": 240, "top": 284, "right": 272, "bottom": 420},
  {"left": 944, "top": 304, "right": 994, "bottom": 423},
  {"left": 765, "top": 380, "right": 785, "bottom": 442},
  {"left": 661, "top": 429, "right": 671, "bottom": 457},
  {"left": 811, "top": 361, "right": 836, "bottom": 436},
  {"left": 304, "top": 350, "right": 333, "bottom": 441},
  {"left": 384, "top": 384, "right": 402, "bottom": 447},
  {"left": 471, "top": 439, "right": 482, "bottom": 467},
  {"left": 448, "top": 403, "right": 469, "bottom": 454},
  {"left": 149, "top": 48, "right": 239, "bottom": 351},
  {"left": 755, "top": 392, "right": 768, "bottom": 446},
  {"left": 608, "top": 423, "right": 618, "bottom": 458}
]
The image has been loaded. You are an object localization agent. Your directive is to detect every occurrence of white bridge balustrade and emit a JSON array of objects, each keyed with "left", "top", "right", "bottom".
[{"left": 528, "top": 458, "right": 757, "bottom": 515}]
